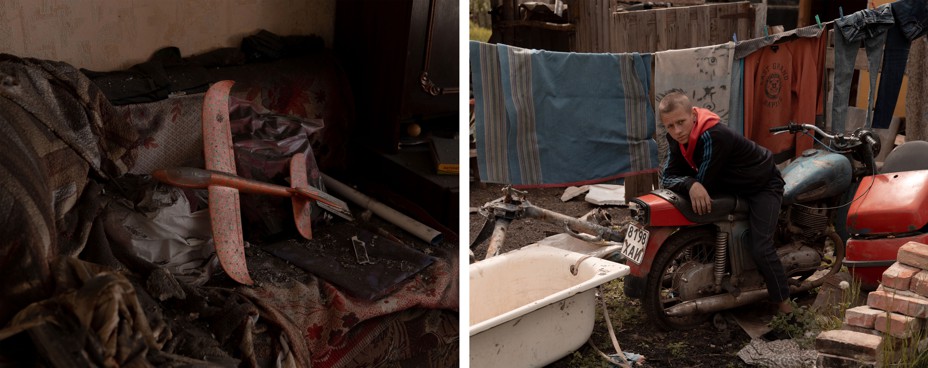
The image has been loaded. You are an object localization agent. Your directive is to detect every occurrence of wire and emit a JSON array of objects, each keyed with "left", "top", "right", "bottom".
[
  {"left": 792, "top": 148, "right": 877, "bottom": 211},
  {"left": 803, "top": 131, "right": 851, "bottom": 154}
]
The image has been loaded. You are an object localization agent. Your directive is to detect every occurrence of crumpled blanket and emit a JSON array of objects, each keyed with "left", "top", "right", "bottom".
[
  {"left": 0, "top": 53, "right": 138, "bottom": 325},
  {"left": 0, "top": 257, "right": 232, "bottom": 367}
]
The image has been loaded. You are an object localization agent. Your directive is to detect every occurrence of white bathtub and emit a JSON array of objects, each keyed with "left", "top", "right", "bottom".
[{"left": 470, "top": 243, "right": 630, "bottom": 368}]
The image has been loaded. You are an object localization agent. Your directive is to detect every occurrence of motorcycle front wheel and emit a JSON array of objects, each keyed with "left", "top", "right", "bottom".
[{"left": 642, "top": 226, "right": 717, "bottom": 330}]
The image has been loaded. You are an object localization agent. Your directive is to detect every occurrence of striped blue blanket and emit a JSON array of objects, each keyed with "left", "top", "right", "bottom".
[{"left": 471, "top": 41, "right": 658, "bottom": 187}]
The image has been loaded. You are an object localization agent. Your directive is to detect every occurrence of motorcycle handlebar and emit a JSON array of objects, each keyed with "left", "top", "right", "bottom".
[{"left": 768, "top": 123, "right": 836, "bottom": 140}]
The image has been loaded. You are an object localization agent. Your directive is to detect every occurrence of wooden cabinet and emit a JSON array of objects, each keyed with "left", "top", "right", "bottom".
[{"left": 336, "top": 0, "right": 459, "bottom": 152}]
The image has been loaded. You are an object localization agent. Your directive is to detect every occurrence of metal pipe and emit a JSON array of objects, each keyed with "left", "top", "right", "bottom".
[
  {"left": 665, "top": 279, "right": 821, "bottom": 317},
  {"left": 322, "top": 174, "right": 443, "bottom": 245},
  {"left": 484, "top": 218, "right": 511, "bottom": 260},
  {"left": 522, "top": 204, "right": 624, "bottom": 243},
  {"left": 665, "top": 288, "right": 770, "bottom": 317}
]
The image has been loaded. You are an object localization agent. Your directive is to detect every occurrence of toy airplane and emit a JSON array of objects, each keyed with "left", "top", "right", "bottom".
[{"left": 153, "top": 80, "right": 352, "bottom": 285}]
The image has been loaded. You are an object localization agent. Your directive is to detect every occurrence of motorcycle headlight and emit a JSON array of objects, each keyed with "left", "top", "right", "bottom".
[{"left": 628, "top": 198, "right": 650, "bottom": 225}]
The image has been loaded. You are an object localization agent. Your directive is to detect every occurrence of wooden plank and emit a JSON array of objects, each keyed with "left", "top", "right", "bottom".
[
  {"left": 601, "top": 0, "right": 608, "bottom": 52},
  {"left": 655, "top": 8, "right": 669, "bottom": 52},
  {"left": 675, "top": 8, "right": 688, "bottom": 49},
  {"left": 709, "top": 4, "right": 721, "bottom": 44},
  {"left": 739, "top": 2, "right": 752, "bottom": 42},
  {"left": 697, "top": 5, "right": 711, "bottom": 47},
  {"left": 599, "top": 0, "right": 614, "bottom": 52},
  {"left": 497, "top": 20, "right": 576, "bottom": 31},
  {"left": 662, "top": 0, "right": 706, "bottom": 5}
]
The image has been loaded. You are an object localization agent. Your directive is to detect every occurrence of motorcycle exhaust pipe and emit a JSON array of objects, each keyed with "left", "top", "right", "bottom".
[
  {"left": 665, "top": 279, "right": 823, "bottom": 317},
  {"left": 667, "top": 231, "right": 846, "bottom": 317}
]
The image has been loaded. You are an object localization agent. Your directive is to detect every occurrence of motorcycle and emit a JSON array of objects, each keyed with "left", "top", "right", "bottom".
[{"left": 620, "top": 123, "right": 914, "bottom": 330}]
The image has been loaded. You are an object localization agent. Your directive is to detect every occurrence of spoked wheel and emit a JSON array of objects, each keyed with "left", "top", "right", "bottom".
[{"left": 642, "top": 227, "right": 718, "bottom": 330}]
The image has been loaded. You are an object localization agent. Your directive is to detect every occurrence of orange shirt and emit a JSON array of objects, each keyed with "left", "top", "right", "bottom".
[{"left": 744, "top": 34, "right": 826, "bottom": 163}]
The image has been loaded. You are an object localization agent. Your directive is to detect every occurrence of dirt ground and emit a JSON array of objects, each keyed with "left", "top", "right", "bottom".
[{"left": 469, "top": 183, "right": 754, "bottom": 368}]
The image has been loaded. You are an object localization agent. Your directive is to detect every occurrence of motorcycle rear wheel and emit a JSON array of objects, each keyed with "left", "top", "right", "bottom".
[{"left": 642, "top": 227, "right": 717, "bottom": 330}]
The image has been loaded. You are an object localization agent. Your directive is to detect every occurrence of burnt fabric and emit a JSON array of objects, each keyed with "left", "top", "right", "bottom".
[
  {"left": 0, "top": 54, "right": 138, "bottom": 325},
  {"left": 121, "top": 53, "right": 355, "bottom": 175},
  {"left": 262, "top": 229, "right": 436, "bottom": 301},
  {"left": 81, "top": 47, "right": 212, "bottom": 105},
  {"left": 0, "top": 258, "right": 239, "bottom": 367},
  {"left": 238, "top": 251, "right": 459, "bottom": 368}
]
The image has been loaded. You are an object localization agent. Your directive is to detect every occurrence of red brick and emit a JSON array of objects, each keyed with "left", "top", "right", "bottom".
[
  {"left": 867, "top": 289, "right": 928, "bottom": 318},
  {"left": 882, "top": 262, "right": 920, "bottom": 290},
  {"left": 910, "top": 270, "right": 928, "bottom": 298},
  {"left": 897, "top": 242, "right": 928, "bottom": 270},
  {"left": 816, "top": 353, "right": 876, "bottom": 368},
  {"left": 873, "top": 312, "right": 924, "bottom": 339},
  {"left": 815, "top": 330, "right": 883, "bottom": 361},
  {"left": 844, "top": 306, "right": 887, "bottom": 329},
  {"left": 842, "top": 323, "right": 881, "bottom": 337}
]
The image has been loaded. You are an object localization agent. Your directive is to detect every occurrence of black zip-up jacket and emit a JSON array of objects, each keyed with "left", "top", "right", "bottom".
[{"left": 661, "top": 123, "right": 784, "bottom": 196}]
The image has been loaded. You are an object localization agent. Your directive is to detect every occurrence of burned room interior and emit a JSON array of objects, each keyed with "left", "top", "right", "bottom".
[{"left": 0, "top": 0, "right": 459, "bottom": 366}]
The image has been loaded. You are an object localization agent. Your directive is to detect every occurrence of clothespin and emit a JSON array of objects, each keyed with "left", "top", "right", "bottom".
[
  {"left": 764, "top": 25, "right": 770, "bottom": 40},
  {"left": 815, "top": 15, "right": 823, "bottom": 29},
  {"left": 839, "top": 6, "right": 844, "bottom": 19},
  {"left": 732, "top": 32, "right": 738, "bottom": 44}
]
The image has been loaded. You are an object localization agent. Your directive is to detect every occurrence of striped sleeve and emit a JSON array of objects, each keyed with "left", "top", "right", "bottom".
[
  {"left": 659, "top": 135, "right": 696, "bottom": 193},
  {"left": 695, "top": 130, "right": 713, "bottom": 183}
]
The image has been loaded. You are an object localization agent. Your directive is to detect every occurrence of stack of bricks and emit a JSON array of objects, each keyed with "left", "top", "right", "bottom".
[{"left": 816, "top": 241, "right": 928, "bottom": 367}]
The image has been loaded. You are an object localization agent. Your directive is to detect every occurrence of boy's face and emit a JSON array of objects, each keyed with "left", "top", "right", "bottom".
[{"left": 661, "top": 106, "right": 696, "bottom": 145}]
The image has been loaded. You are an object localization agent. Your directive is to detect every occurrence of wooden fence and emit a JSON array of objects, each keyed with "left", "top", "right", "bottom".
[{"left": 572, "top": 1, "right": 760, "bottom": 53}]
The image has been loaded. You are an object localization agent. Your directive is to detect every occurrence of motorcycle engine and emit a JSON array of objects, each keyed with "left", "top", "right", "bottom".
[
  {"left": 788, "top": 204, "right": 830, "bottom": 244},
  {"left": 674, "top": 261, "right": 715, "bottom": 300},
  {"left": 779, "top": 244, "right": 823, "bottom": 276}
]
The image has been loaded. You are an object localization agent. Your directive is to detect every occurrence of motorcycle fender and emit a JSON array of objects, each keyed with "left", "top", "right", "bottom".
[
  {"left": 627, "top": 226, "right": 678, "bottom": 277},
  {"left": 846, "top": 232, "right": 928, "bottom": 290}
]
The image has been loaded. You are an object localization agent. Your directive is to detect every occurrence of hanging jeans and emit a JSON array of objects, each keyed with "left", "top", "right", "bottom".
[
  {"left": 872, "top": 0, "right": 928, "bottom": 129},
  {"left": 832, "top": 5, "right": 894, "bottom": 134}
]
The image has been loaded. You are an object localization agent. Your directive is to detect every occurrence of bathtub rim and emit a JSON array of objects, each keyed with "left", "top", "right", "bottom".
[{"left": 469, "top": 243, "right": 630, "bottom": 336}]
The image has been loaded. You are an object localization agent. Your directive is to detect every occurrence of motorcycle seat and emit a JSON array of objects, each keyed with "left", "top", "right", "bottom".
[
  {"left": 882, "top": 141, "right": 928, "bottom": 173},
  {"left": 651, "top": 189, "right": 750, "bottom": 223}
]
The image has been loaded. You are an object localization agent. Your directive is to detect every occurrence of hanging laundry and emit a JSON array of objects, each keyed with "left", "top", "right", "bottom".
[
  {"left": 744, "top": 32, "right": 827, "bottom": 164},
  {"left": 832, "top": 5, "right": 894, "bottom": 134},
  {"left": 906, "top": 37, "right": 928, "bottom": 142},
  {"left": 655, "top": 43, "right": 736, "bottom": 124},
  {"left": 872, "top": 0, "right": 928, "bottom": 129},
  {"left": 470, "top": 41, "right": 658, "bottom": 187},
  {"left": 655, "top": 42, "right": 735, "bottom": 168},
  {"left": 729, "top": 58, "right": 745, "bottom": 136}
]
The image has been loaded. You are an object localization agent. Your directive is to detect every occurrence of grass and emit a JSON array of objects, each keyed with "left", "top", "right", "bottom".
[
  {"left": 470, "top": 21, "right": 491, "bottom": 42},
  {"left": 568, "top": 270, "right": 928, "bottom": 366},
  {"left": 566, "top": 279, "right": 644, "bottom": 367}
]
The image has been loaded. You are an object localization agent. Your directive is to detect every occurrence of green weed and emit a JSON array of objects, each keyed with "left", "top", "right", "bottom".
[{"left": 470, "top": 21, "right": 491, "bottom": 42}]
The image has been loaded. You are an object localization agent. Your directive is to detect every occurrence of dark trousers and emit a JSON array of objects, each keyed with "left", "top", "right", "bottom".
[
  {"left": 873, "top": 23, "right": 911, "bottom": 129},
  {"left": 744, "top": 180, "right": 790, "bottom": 303}
]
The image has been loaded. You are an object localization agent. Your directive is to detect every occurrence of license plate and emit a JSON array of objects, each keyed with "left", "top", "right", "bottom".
[{"left": 623, "top": 224, "right": 649, "bottom": 265}]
